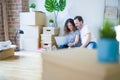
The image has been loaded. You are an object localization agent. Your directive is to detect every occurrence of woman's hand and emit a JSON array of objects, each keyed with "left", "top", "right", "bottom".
[{"left": 68, "top": 43, "right": 74, "bottom": 47}]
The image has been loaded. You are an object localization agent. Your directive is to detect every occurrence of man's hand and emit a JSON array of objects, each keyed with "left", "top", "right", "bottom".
[{"left": 80, "top": 46, "right": 85, "bottom": 48}]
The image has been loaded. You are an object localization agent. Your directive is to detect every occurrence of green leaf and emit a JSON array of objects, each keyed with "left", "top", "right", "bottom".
[
  {"left": 59, "top": 0, "right": 66, "bottom": 11},
  {"left": 44, "top": 0, "right": 66, "bottom": 12},
  {"left": 99, "top": 20, "right": 116, "bottom": 39},
  {"left": 53, "top": 0, "right": 59, "bottom": 11},
  {"left": 49, "top": 18, "right": 54, "bottom": 23},
  {"left": 29, "top": 3, "right": 36, "bottom": 8},
  {"left": 44, "top": 0, "right": 66, "bottom": 27},
  {"left": 45, "top": 0, "right": 54, "bottom": 12},
  {"left": 44, "top": 0, "right": 59, "bottom": 12}
]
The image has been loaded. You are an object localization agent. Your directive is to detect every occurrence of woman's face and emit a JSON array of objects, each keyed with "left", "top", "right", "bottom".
[{"left": 67, "top": 22, "right": 74, "bottom": 31}]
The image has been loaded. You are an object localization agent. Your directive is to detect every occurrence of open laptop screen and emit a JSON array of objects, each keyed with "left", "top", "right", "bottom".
[{"left": 55, "top": 36, "right": 68, "bottom": 46}]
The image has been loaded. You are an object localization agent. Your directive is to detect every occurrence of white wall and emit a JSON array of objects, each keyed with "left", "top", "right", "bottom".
[
  {"left": 106, "top": 0, "right": 118, "bottom": 7},
  {"left": 29, "top": 0, "right": 105, "bottom": 38}
]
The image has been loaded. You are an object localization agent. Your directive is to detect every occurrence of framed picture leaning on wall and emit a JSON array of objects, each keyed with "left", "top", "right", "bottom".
[{"left": 104, "top": 6, "right": 118, "bottom": 24}]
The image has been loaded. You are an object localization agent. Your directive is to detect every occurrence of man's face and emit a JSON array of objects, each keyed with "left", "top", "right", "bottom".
[{"left": 74, "top": 19, "right": 82, "bottom": 28}]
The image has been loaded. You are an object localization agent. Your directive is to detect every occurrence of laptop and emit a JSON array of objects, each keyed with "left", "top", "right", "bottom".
[{"left": 55, "top": 36, "right": 68, "bottom": 46}]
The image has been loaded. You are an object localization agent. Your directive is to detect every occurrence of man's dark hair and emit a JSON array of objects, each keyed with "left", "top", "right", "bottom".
[{"left": 74, "top": 16, "right": 84, "bottom": 23}]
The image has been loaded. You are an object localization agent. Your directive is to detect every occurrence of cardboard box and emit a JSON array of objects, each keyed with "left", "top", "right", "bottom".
[
  {"left": 20, "top": 25, "right": 43, "bottom": 50},
  {"left": 42, "top": 48, "right": 120, "bottom": 80},
  {"left": 20, "top": 38, "right": 40, "bottom": 51},
  {"left": 0, "top": 48, "right": 14, "bottom": 60},
  {"left": 41, "top": 34, "right": 56, "bottom": 43},
  {"left": 43, "top": 27, "right": 60, "bottom": 36},
  {"left": 20, "top": 11, "right": 46, "bottom": 26},
  {"left": 20, "top": 25, "right": 43, "bottom": 39},
  {"left": 41, "top": 42, "right": 53, "bottom": 51},
  {"left": 41, "top": 42, "right": 57, "bottom": 51}
]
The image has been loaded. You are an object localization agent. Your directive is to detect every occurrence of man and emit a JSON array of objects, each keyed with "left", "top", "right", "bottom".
[{"left": 74, "top": 16, "right": 97, "bottom": 49}]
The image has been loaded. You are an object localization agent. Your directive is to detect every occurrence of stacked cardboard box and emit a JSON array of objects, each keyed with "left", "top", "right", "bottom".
[
  {"left": 20, "top": 11, "right": 46, "bottom": 51},
  {"left": 20, "top": 11, "right": 46, "bottom": 26},
  {"left": 41, "top": 27, "right": 60, "bottom": 50}
]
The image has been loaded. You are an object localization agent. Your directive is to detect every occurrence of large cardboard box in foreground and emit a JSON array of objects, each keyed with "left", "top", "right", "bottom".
[
  {"left": 0, "top": 48, "right": 14, "bottom": 60},
  {"left": 42, "top": 48, "right": 120, "bottom": 80}
]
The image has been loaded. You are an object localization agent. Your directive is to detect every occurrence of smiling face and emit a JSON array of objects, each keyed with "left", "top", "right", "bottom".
[
  {"left": 67, "top": 22, "right": 74, "bottom": 31},
  {"left": 64, "top": 18, "right": 77, "bottom": 34},
  {"left": 74, "top": 19, "right": 83, "bottom": 29}
]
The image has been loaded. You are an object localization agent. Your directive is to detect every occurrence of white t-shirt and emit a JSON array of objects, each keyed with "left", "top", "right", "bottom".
[{"left": 79, "top": 25, "right": 96, "bottom": 45}]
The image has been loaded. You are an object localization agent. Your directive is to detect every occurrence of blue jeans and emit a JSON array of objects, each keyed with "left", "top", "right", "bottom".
[
  {"left": 85, "top": 42, "right": 97, "bottom": 49},
  {"left": 58, "top": 44, "right": 68, "bottom": 49}
]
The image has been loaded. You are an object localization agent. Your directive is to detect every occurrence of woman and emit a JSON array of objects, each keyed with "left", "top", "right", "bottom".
[{"left": 60, "top": 18, "right": 81, "bottom": 48}]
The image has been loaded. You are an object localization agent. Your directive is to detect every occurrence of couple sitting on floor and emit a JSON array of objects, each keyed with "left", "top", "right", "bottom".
[{"left": 59, "top": 16, "right": 97, "bottom": 49}]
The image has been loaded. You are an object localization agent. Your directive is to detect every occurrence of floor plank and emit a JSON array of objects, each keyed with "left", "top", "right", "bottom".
[{"left": 0, "top": 51, "right": 42, "bottom": 80}]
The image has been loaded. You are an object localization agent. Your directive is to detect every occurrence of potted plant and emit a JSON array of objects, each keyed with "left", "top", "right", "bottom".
[
  {"left": 44, "top": 0, "right": 66, "bottom": 27},
  {"left": 29, "top": 3, "right": 36, "bottom": 12},
  {"left": 49, "top": 18, "right": 55, "bottom": 27},
  {"left": 97, "top": 20, "right": 119, "bottom": 63}
]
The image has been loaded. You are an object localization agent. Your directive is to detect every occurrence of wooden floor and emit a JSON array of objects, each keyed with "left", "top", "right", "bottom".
[{"left": 0, "top": 51, "right": 43, "bottom": 80}]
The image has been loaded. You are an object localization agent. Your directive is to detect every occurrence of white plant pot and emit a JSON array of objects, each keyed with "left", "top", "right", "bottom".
[
  {"left": 49, "top": 23, "right": 55, "bottom": 27},
  {"left": 29, "top": 8, "right": 35, "bottom": 12}
]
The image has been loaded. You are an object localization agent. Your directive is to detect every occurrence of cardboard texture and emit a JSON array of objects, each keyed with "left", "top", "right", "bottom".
[
  {"left": 20, "top": 12, "right": 46, "bottom": 26},
  {"left": 41, "top": 34, "right": 56, "bottom": 43},
  {"left": 20, "top": 26, "right": 43, "bottom": 38},
  {"left": 42, "top": 48, "right": 120, "bottom": 80},
  {"left": 0, "top": 48, "right": 14, "bottom": 60},
  {"left": 20, "top": 38, "right": 39, "bottom": 51},
  {"left": 41, "top": 42, "right": 52, "bottom": 50},
  {"left": 41, "top": 27, "right": 59, "bottom": 50},
  {"left": 20, "top": 26, "right": 43, "bottom": 50},
  {"left": 43, "top": 27, "right": 60, "bottom": 36}
]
